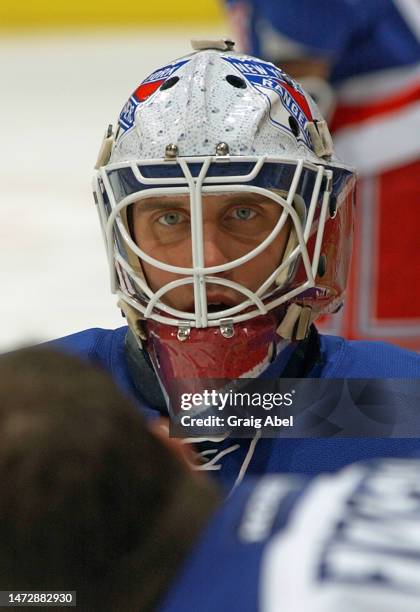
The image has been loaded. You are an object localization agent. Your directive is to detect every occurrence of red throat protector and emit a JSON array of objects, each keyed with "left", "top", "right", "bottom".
[{"left": 145, "top": 312, "right": 284, "bottom": 417}]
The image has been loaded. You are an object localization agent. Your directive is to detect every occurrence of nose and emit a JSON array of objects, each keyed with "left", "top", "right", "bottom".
[{"left": 202, "top": 224, "right": 230, "bottom": 269}]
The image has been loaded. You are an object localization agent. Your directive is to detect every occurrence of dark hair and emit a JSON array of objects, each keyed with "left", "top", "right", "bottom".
[{"left": 0, "top": 348, "right": 219, "bottom": 611}]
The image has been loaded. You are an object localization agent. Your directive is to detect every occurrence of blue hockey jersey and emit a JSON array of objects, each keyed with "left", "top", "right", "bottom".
[
  {"left": 51, "top": 326, "right": 420, "bottom": 487},
  {"left": 225, "top": 0, "right": 420, "bottom": 83},
  {"left": 159, "top": 458, "right": 420, "bottom": 611}
]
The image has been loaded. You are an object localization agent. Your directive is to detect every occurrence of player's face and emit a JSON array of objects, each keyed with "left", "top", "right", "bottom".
[{"left": 132, "top": 193, "right": 289, "bottom": 311}]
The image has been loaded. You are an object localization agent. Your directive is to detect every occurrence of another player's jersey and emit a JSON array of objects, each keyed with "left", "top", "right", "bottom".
[
  {"left": 226, "top": 0, "right": 420, "bottom": 82},
  {"left": 226, "top": 0, "right": 420, "bottom": 172},
  {"left": 50, "top": 326, "right": 420, "bottom": 487},
  {"left": 160, "top": 458, "right": 420, "bottom": 611}
]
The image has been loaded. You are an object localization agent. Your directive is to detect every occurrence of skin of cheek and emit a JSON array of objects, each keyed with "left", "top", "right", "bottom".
[{"left": 137, "top": 231, "right": 289, "bottom": 311}]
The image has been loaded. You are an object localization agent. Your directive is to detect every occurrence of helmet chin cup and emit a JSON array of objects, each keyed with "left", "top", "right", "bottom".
[{"left": 144, "top": 312, "right": 286, "bottom": 418}]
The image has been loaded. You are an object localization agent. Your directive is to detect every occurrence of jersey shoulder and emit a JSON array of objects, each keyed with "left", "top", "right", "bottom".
[
  {"left": 44, "top": 326, "right": 136, "bottom": 397},
  {"left": 319, "top": 334, "right": 420, "bottom": 377},
  {"left": 46, "top": 326, "right": 128, "bottom": 361}
]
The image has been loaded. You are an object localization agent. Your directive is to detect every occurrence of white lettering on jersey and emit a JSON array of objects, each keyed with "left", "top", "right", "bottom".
[
  {"left": 239, "top": 476, "right": 302, "bottom": 543},
  {"left": 261, "top": 459, "right": 420, "bottom": 611}
]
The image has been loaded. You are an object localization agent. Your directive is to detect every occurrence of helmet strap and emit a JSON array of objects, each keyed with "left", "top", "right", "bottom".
[
  {"left": 118, "top": 299, "right": 147, "bottom": 347},
  {"left": 275, "top": 227, "right": 299, "bottom": 286},
  {"left": 277, "top": 303, "right": 313, "bottom": 340}
]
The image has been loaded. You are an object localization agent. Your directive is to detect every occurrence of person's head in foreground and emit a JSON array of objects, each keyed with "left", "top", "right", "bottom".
[
  {"left": 0, "top": 348, "right": 219, "bottom": 611},
  {"left": 1, "top": 348, "right": 420, "bottom": 612},
  {"left": 93, "top": 38, "right": 356, "bottom": 413}
]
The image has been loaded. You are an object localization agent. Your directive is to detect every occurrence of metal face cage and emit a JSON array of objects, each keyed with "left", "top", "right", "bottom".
[{"left": 93, "top": 154, "right": 353, "bottom": 330}]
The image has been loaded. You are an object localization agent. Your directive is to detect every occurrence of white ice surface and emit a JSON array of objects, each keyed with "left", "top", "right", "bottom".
[{"left": 0, "top": 28, "right": 221, "bottom": 351}]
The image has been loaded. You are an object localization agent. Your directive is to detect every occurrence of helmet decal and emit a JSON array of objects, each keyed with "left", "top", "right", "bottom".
[
  {"left": 222, "top": 55, "right": 314, "bottom": 148},
  {"left": 118, "top": 59, "right": 190, "bottom": 132}
]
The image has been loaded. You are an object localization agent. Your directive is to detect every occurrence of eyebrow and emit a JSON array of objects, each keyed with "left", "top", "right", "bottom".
[
  {"left": 134, "top": 201, "right": 184, "bottom": 213},
  {"left": 223, "top": 194, "right": 271, "bottom": 205},
  {"left": 133, "top": 193, "right": 272, "bottom": 214}
]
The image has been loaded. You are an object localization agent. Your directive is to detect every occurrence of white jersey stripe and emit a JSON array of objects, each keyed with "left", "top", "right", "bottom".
[
  {"left": 335, "top": 61, "right": 420, "bottom": 104},
  {"left": 334, "top": 101, "right": 420, "bottom": 174},
  {"left": 393, "top": 0, "right": 420, "bottom": 41}
]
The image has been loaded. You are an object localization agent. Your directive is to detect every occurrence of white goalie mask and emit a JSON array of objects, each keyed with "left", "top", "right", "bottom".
[{"left": 93, "top": 40, "right": 356, "bottom": 390}]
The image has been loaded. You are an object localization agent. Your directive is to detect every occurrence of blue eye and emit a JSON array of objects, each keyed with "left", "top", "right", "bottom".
[
  {"left": 233, "top": 207, "right": 256, "bottom": 220},
  {"left": 158, "top": 212, "right": 182, "bottom": 226}
]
